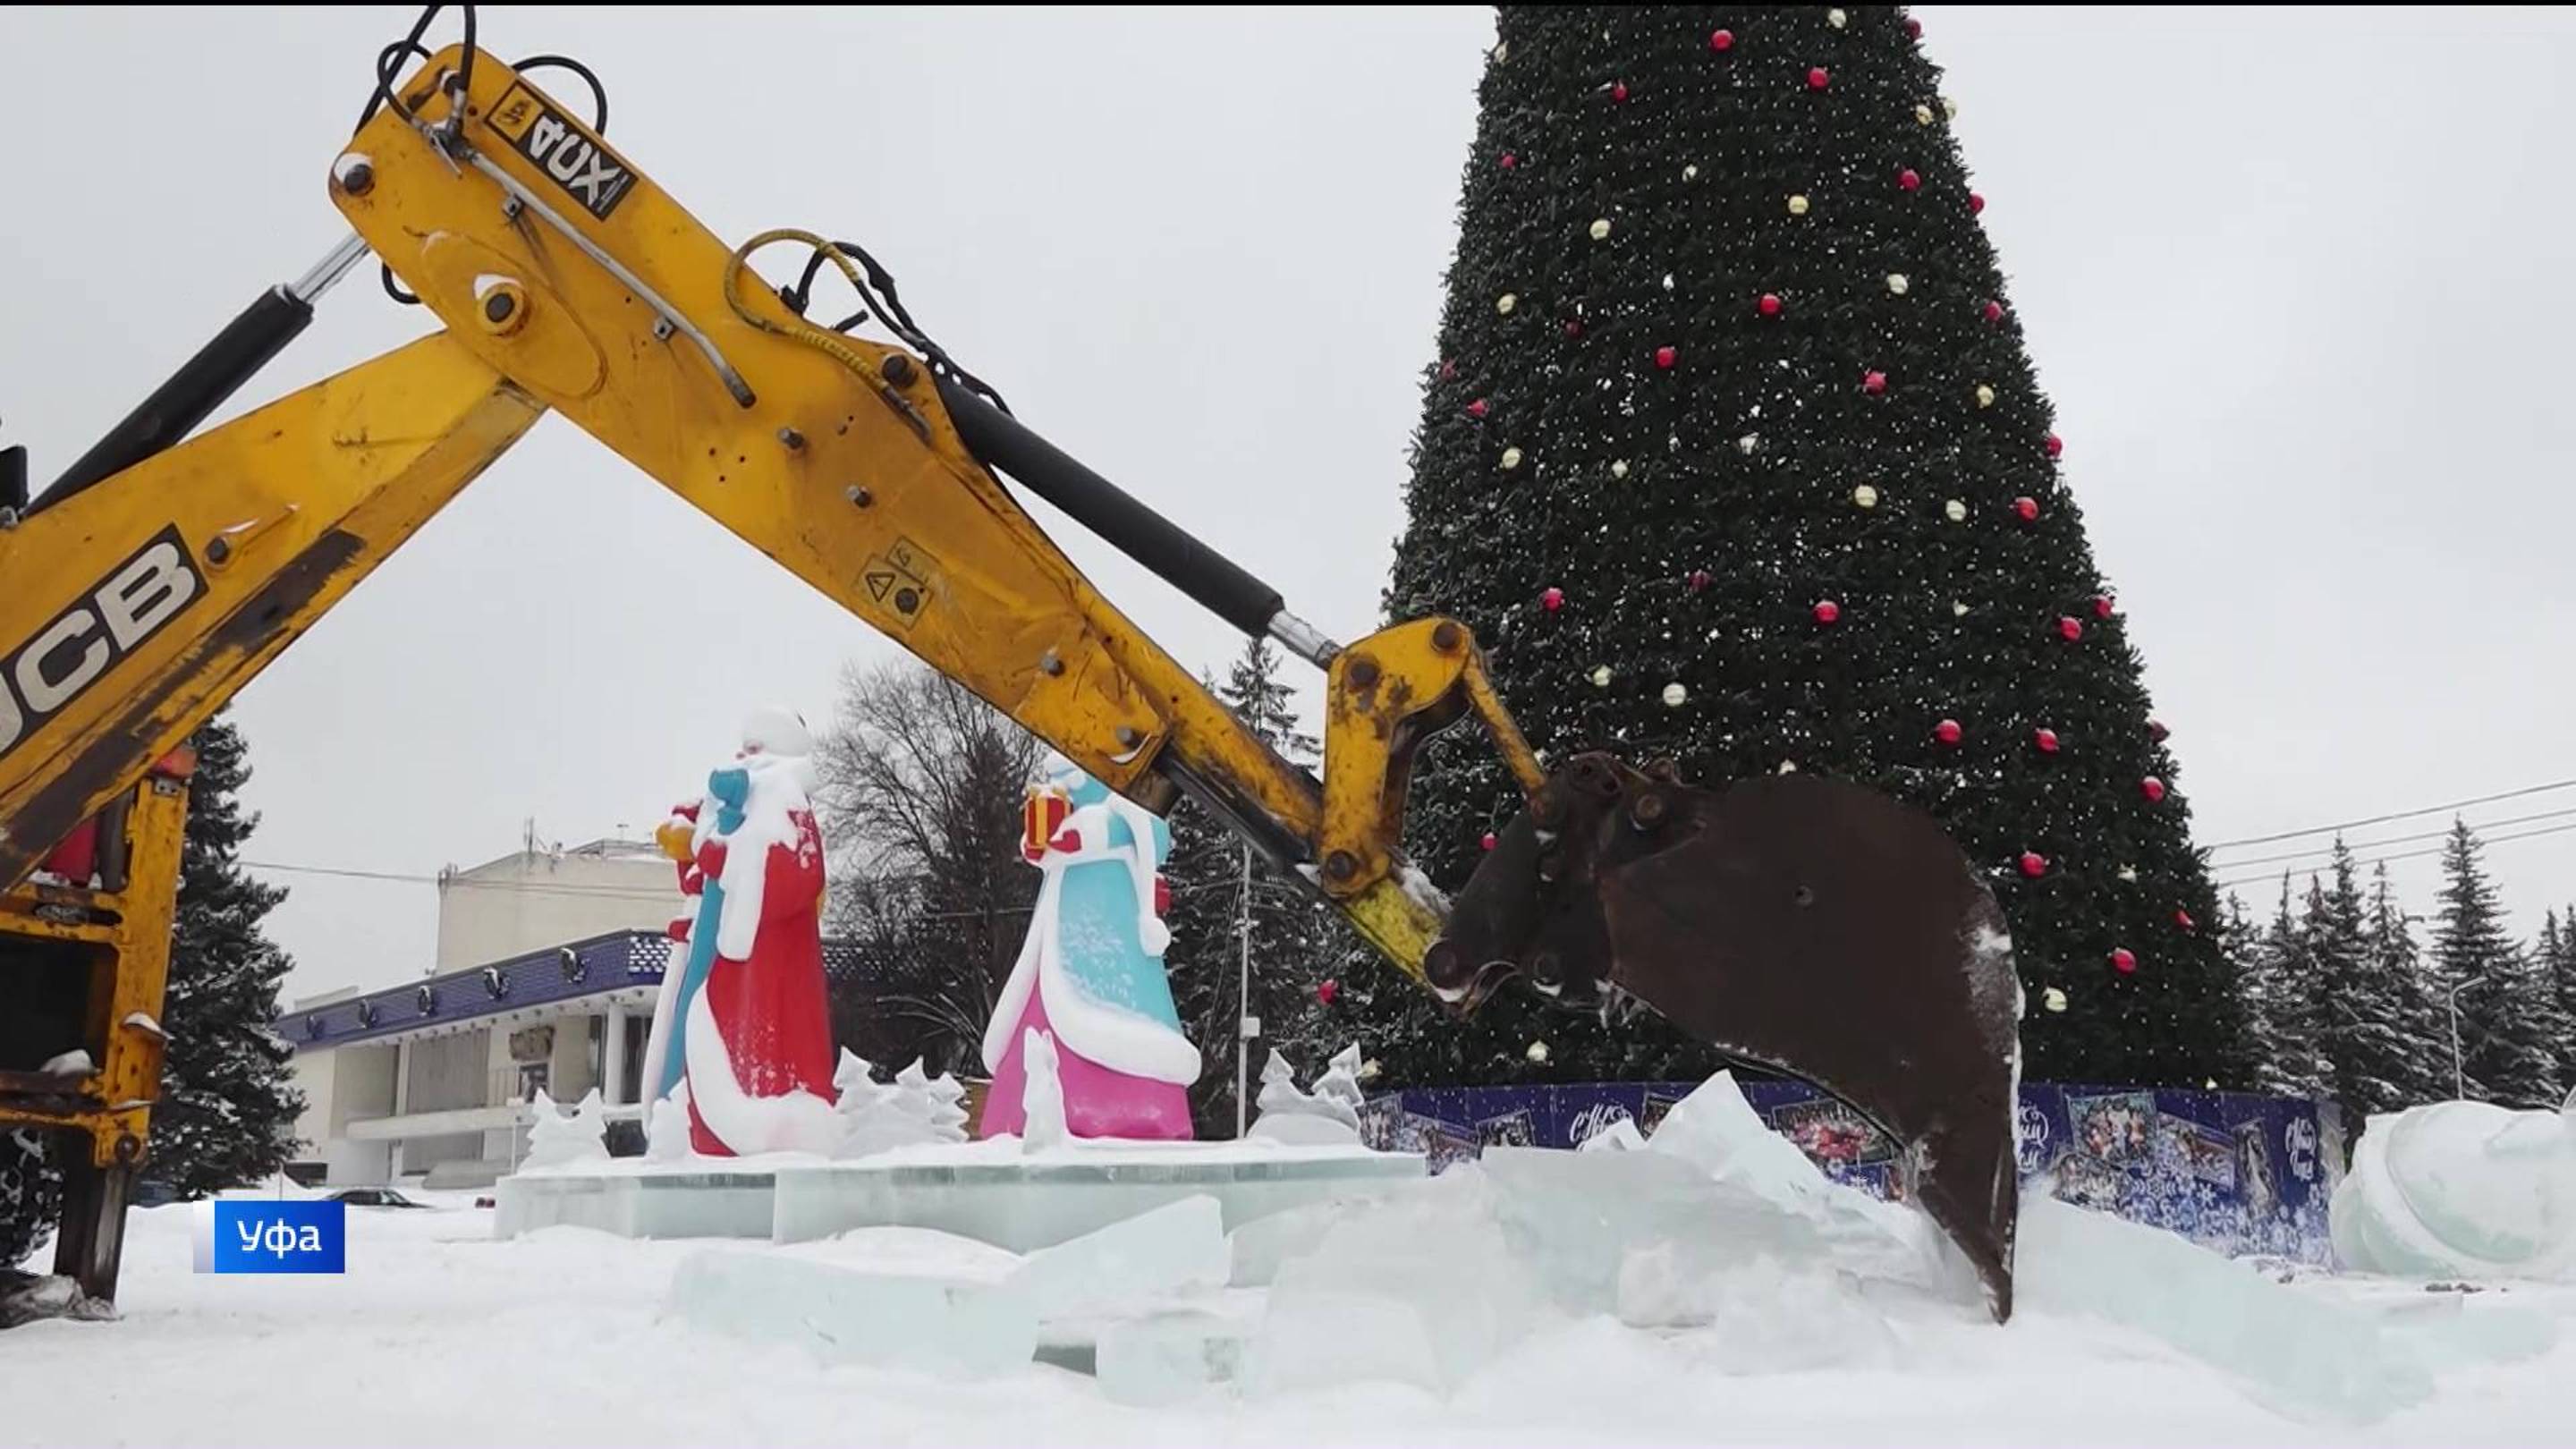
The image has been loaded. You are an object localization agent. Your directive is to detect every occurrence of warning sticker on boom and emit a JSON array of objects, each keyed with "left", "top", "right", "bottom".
[
  {"left": 487, "top": 84, "right": 636, "bottom": 221},
  {"left": 860, "top": 538, "right": 934, "bottom": 630}
]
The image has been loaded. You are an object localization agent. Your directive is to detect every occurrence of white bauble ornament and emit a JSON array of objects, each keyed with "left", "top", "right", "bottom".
[
  {"left": 1975, "top": 383, "right": 1996, "bottom": 407},
  {"left": 1497, "top": 292, "right": 1518, "bottom": 316},
  {"left": 1852, "top": 484, "right": 1880, "bottom": 509},
  {"left": 1916, "top": 104, "right": 1935, "bottom": 125},
  {"left": 2043, "top": 987, "right": 2068, "bottom": 1013},
  {"left": 1945, "top": 498, "right": 1968, "bottom": 522},
  {"left": 1662, "top": 682, "right": 1688, "bottom": 708},
  {"left": 1610, "top": 459, "right": 1630, "bottom": 479},
  {"left": 1737, "top": 434, "right": 1759, "bottom": 454},
  {"left": 1683, "top": 163, "right": 1699, "bottom": 181},
  {"left": 1887, "top": 273, "right": 1911, "bottom": 296},
  {"left": 1590, "top": 665, "right": 1613, "bottom": 688},
  {"left": 1500, "top": 446, "right": 1524, "bottom": 470},
  {"left": 1828, "top": 8, "right": 1849, "bottom": 27},
  {"left": 1788, "top": 193, "right": 1810, "bottom": 216},
  {"left": 1952, "top": 600, "right": 1970, "bottom": 617},
  {"left": 1589, "top": 217, "right": 1613, "bottom": 241}
]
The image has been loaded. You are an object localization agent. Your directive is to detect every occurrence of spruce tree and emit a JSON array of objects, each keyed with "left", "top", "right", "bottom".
[
  {"left": 0, "top": 1128, "right": 60, "bottom": 1268},
  {"left": 2310, "top": 842, "right": 2414, "bottom": 1121},
  {"left": 2435, "top": 820, "right": 2558, "bottom": 1107},
  {"left": 2540, "top": 908, "right": 2576, "bottom": 1098},
  {"left": 1374, "top": 4, "right": 2233, "bottom": 1089},
  {"left": 2362, "top": 862, "right": 2445, "bottom": 1110},
  {"left": 2251, "top": 878, "right": 2328, "bottom": 1100},
  {"left": 151, "top": 715, "right": 304, "bottom": 1196}
]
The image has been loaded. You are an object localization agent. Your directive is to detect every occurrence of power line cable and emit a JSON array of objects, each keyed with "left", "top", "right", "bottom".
[{"left": 2206, "top": 776, "right": 2576, "bottom": 853}]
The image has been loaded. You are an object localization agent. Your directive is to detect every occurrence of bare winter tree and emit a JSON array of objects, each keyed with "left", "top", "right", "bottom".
[{"left": 811, "top": 658, "right": 1044, "bottom": 1076}]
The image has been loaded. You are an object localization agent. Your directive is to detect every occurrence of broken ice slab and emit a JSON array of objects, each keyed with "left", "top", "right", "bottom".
[
  {"left": 665, "top": 1246, "right": 1036, "bottom": 1378},
  {"left": 1095, "top": 1309, "right": 1250, "bottom": 1407},
  {"left": 1006, "top": 1194, "right": 1228, "bottom": 1321},
  {"left": 2021, "top": 1197, "right": 2434, "bottom": 1423},
  {"left": 1247, "top": 1167, "right": 1551, "bottom": 1400}
]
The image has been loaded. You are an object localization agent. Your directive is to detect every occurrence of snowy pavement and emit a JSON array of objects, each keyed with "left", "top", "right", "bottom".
[
  {"left": 0, "top": 1197, "right": 2565, "bottom": 1445},
  {"left": 7, "top": 1092, "right": 2576, "bottom": 1448}
]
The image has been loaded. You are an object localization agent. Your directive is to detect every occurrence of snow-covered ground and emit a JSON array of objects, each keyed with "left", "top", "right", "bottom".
[{"left": 7, "top": 1089, "right": 2575, "bottom": 1447}]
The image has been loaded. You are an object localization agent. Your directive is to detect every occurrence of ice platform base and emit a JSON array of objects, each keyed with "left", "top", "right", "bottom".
[
  {"left": 494, "top": 1162, "right": 784, "bottom": 1241},
  {"left": 770, "top": 1141, "right": 1427, "bottom": 1250}
]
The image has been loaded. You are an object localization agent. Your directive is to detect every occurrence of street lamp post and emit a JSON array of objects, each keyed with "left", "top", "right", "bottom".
[{"left": 2444, "top": 972, "right": 2487, "bottom": 1102}]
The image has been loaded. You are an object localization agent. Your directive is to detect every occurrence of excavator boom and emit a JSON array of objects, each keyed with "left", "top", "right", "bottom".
[{"left": 0, "top": 13, "right": 2021, "bottom": 1319}]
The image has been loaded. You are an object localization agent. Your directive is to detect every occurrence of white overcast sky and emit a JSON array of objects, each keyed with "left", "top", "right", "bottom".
[{"left": 5, "top": 6, "right": 2575, "bottom": 1003}]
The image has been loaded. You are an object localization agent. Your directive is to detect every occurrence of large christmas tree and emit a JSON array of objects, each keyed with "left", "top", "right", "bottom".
[{"left": 1369, "top": 5, "right": 2241, "bottom": 1089}]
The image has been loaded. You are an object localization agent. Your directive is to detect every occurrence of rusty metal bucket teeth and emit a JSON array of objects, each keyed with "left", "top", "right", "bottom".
[{"left": 1423, "top": 752, "right": 2022, "bottom": 1322}]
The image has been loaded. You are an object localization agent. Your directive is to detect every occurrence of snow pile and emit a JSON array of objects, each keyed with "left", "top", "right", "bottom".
[
  {"left": 1247, "top": 1045, "right": 1365, "bottom": 1146},
  {"left": 521, "top": 1088, "right": 609, "bottom": 1171},
  {"left": 2330, "top": 1096, "right": 2576, "bottom": 1283},
  {"left": 829, "top": 1053, "right": 969, "bottom": 1160},
  {"left": 1233, "top": 1070, "right": 2458, "bottom": 1421}
]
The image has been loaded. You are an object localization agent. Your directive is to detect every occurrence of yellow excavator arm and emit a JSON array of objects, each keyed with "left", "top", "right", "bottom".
[
  {"left": 0, "top": 43, "right": 1533, "bottom": 986},
  {"left": 1, "top": 16, "right": 2026, "bottom": 1322}
]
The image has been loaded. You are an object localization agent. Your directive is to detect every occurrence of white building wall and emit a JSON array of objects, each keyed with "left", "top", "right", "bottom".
[{"left": 435, "top": 840, "right": 680, "bottom": 973}]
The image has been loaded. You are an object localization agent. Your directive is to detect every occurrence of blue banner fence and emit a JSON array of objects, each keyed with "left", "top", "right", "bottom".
[{"left": 1360, "top": 1080, "right": 2346, "bottom": 1265}]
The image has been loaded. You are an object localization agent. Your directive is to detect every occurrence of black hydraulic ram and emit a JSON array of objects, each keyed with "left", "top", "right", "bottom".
[
  {"left": 27, "top": 235, "right": 374, "bottom": 515},
  {"left": 934, "top": 374, "right": 1340, "bottom": 668}
]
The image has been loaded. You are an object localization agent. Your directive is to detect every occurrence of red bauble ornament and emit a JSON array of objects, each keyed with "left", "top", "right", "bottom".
[
  {"left": 1813, "top": 598, "right": 1842, "bottom": 625},
  {"left": 1611, "top": 80, "right": 1630, "bottom": 104},
  {"left": 1710, "top": 28, "right": 1734, "bottom": 52},
  {"left": 1656, "top": 344, "right": 1679, "bottom": 369},
  {"left": 2013, "top": 496, "right": 2040, "bottom": 522},
  {"left": 1318, "top": 979, "right": 1341, "bottom": 1005},
  {"left": 1563, "top": 318, "right": 1585, "bottom": 339},
  {"left": 1970, "top": 191, "right": 1987, "bottom": 215},
  {"left": 2045, "top": 432, "right": 2064, "bottom": 459},
  {"left": 2148, "top": 718, "right": 2169, "bottom": 742},
  {"left": 1500, "top": 152, "right": 1517, "bottom": 170},
  {"left": 1898, "top": 167, "right": 1922, "bottom": 191},
  {"left": 2174, "top": 908, "right": 2198, "bottom": 931},
  {"left": 1540, "top": 586, "right": 1565, "bottom": 612},
  {"left": 2110, "top": 948, "right": 2138, "bottom": 975},
  {"left": 1935, "top": 718, "right": 1963, "bottom": 746},
  {"left": 1862, "top": 369, "right": 1888, "bottom": 394},
  {"left": 1982, "top": 300, "right": 2005, "bottom": 324},
  {"left": 2057, "top": 616, "right": 2084, "bottom": 641},
  {"left": 1807, "top": 67, "right": 1831, "bottom": 90},
  {"left": 1906, "top": 17, "right": 1924, "bottom": 38},
  {"left": 1758, "top": 292, "right": 1783, "bottom": 317},
  {"left": 2019, "top": 852, "right": 2048, "bottom": 879},
  {"left": 2089, "top": 595, "right": 2111, "bottom": 620},
  {"left": 1688, "top": 568, "right": 1712, "bottom": 592},
  {"left": 2034, "top": 727, "right": 2060, "bottom": 755},
  {"left": 2140, "top": 775, "right": 2168, "bottom": 802},
  {"left": 1438, "top": 359, "right": 1458, "bottom": 381},
  {"left": 1481, "top": 831, "right": 1499, "bottom": 852},
  {"left": 1467, "top": 397, "right": 1489, "bottom": 419}
]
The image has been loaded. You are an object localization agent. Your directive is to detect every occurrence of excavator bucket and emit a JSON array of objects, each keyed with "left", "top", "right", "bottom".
[{"left": 1422, "top": 752, "right": 2022, "bottom": 1322}]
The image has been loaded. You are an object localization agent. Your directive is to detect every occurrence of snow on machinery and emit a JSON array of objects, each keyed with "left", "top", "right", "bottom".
[{"left": 0, "top": 5, "right": 2023, "bottom": 1317}]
